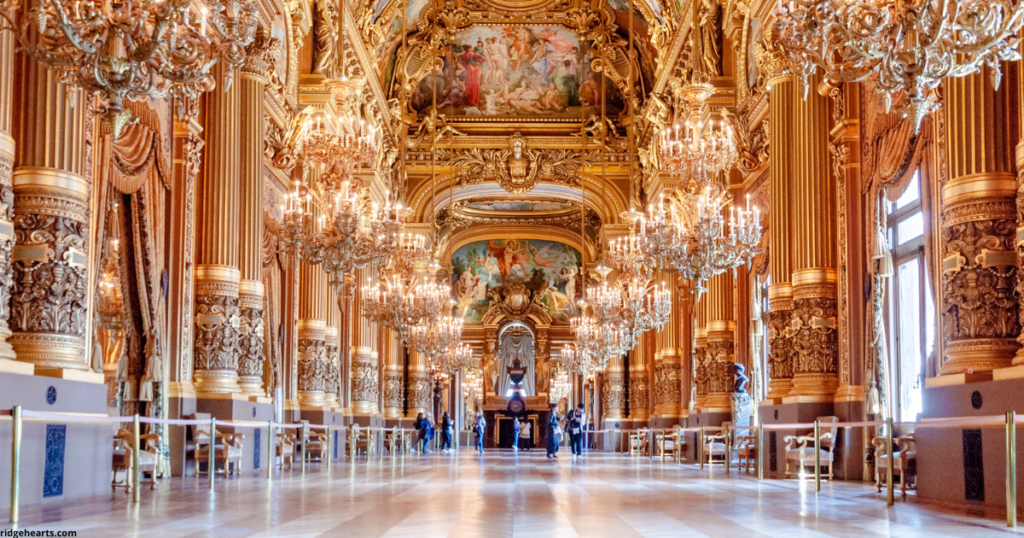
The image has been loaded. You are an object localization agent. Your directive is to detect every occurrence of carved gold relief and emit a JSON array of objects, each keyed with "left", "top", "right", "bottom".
[{"left": 438, "top": 133, "right": 593, "bottom": 194}]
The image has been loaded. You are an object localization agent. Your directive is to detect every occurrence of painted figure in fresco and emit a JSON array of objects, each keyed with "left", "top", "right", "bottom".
[
  {"left": 485, "top": 239, "right": 524, "bottom": 280},
  {"left": 460, "top": 44, "right": 487, "bottom": 106},
  {"left": 484, "top": 37, "right": 509, "bottom": 85},
  {"left": 580, "top": 71, "right": 601, "bottom": 106}
]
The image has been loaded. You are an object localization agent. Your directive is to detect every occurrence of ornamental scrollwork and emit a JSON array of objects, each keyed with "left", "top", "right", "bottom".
[
  {"left": 437, "top": 133, "right": 593, "bottom": 194},
  {"left": 601, "top": 372, "right": 625, "bottom": 412},
  {"left": 298, "top": 339, "right": 329, "bottom": 393},
  {"left": 767, "top": 309, "right": 794, "bottom": 380},
  {"left": 352, "top": 353, "right": 379, "bottom": 403},
  {"left": 193, "top": 293, "right": 241, "bottom": 371},
  {"left": 237, "top": 305, "right": 265, "bottom": 378},
  {"left": 790, "top": 296, "right": 838, "bottom": 375},
  {"left": 384, "top": 372, "right": 404, "bottom": 408}
]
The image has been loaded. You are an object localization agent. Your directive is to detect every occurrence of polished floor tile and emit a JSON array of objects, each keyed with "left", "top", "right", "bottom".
[{"left": 2, "top": 450, "right": 1018, "bottom": 537}]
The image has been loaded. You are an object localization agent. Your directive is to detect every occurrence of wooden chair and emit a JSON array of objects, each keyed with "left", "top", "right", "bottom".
[
  {"left": 194, "top": 424, "right": 245, "bottom": 477},
  {"left": 733, "top": 426, "right": 758, "bottom": 473},
  {"left": 702, "top": 422, "right": 732, "bottom": 465},
  {"left": 873, "top": 433, "right": 916, "bottom": 495},
  {"left": 304, "top": 428, "right": 328, "bottom": 462},
  {"left": 276, "top": 432, "right": 296, "bottom": 468},
  {"left": 785, "top": 416, "right": 838, "bottom": 479},
  {"left": 112, "top": 428, "right": 161, "bottom": 492},
  {"left": 629, "top": 429, "right": 649, "bottom": 456},
  {"left": 656, "top": 427, "right": 682, "bottom": 461},
  {"left": 350, "top": 424, "right": 375, "bottom": 457},
  {"left": 385, "top": 428, "right": 409, "bottom": 455}
]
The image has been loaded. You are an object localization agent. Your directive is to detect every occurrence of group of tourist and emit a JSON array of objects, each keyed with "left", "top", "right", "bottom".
[
  {"left": 413, "top": 411, "right": 454, "bottom": 453},
  {"left": 416, "top": 405, "right": 587, "bottom": 460}
]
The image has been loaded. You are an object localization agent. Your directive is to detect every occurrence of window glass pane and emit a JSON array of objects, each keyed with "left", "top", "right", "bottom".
[
  {"left": 897, "top": 259, "right": 923, "bottom": 422},
  {"left": 897, "top": 212, "right": 924, "bottom": 245},
  {"left": 895, "top": 172, "right": 920, "bottom": 209}
]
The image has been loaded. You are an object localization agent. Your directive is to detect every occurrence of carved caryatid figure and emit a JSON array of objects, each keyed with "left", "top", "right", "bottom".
[
  {"left": 700, "top": 0, "right": 722, "bottom": 77},
  {"left": 314, "top": 0, "right": 341, "bottom": 79}
]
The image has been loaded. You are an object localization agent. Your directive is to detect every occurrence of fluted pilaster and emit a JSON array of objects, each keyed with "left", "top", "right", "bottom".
[
  {"left": 938, "top": 67, "right": 1020, "bottom": 373},
  {"left": 704, "top": 271, "right": 735, "bottom": 412},
  {"left": 236, "top": 35, "right": 278, "bottom": 396},
  {"left": 297, "top": 258, "right": 328, "bottom": 407},
  {"left": 10, "top": 53, "right": 90, "bottom": 371},
  {"left": 790, "top": 73, "right": 839, "bottom": 399},
  {"left": 766, "top": 73, "right": 795, "bottom": 402},
  {"left": 601, "top": 353, "right": 626, "bottom": 421},
  {"left": 628, "top": 332, "right": 651, "bottom": 421},
  {"left": 351, "top": 267, "right": 379, "bottom": 414},
  {"left": 0, "top": 34, "right": 20, "bottom": 366},
  {"left": 383, "top": 328, "right": 405, "bottom": 419},
  {"left": 693, "top": 297, "right": 709, "bottom": 411},
  {"left": 407, "top": 350, "right": 430, "bottom": 418},
  {"left": 193, "top": 62, "right": 243, "bottom": 394}
]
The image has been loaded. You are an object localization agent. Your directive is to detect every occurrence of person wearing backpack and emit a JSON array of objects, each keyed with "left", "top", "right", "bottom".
[{"left": 423, "top": 412, "right": 436, "bottom": 453}]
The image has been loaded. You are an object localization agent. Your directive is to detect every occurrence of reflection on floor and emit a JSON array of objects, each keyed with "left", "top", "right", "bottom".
[{"left": 3, "top": 450, "right": 1014, "bottom": 537}]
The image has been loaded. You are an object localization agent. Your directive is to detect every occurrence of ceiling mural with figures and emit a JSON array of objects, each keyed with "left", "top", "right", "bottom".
[
  {"left": 410, "top": 26, "right": 625, "bottom": 119},
  {"left": 451, "top": 239, "right": 582, "bottom": 324}
]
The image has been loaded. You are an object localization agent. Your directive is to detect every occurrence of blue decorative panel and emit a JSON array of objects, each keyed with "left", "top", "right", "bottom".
[
  {"left": 44, "top": 424, "right": 66, "bottom": 497},
  {"left": 333, "top": 430, "right": 339, "bottom": 459},
  {"left": 963, "top": 429, "right": 984, "bottom": 501},
  {"left": 769, "top": 432, "right": 778, "bottom": 472},
  {"left": 253, "top": 428, "right": 261, "bottom": 470},
  {"left": 45, "top": 386, "right": 57, "bottom": 405}
]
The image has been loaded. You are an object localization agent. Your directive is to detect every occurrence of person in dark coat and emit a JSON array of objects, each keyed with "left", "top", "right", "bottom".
[
  {"left": 440, "top": 412, "right": 454, "bottom": 452},
  {"left": 414, "top": 412, "right": 425, "bottom": 452},
  {"left": 423, "top": 412, "right": 436, "bottom": 453},
  {"left": 547, "top": 403, "right": 562, "bottom": 459},
  {"left": 568, "top": 403, "right": 585, "bottom": 460},
  {"left": 474, "top": 411, "right": 486, "bottom": 453}
]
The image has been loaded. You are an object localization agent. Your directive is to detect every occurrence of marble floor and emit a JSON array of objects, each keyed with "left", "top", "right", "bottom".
[{"left": 3, "top": 449, "right": 1017, "bottom": 537}]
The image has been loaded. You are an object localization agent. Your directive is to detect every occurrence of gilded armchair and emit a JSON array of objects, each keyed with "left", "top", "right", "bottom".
[
  {"left": 702, "top": 422, "right": 732, "bottom": 465},
  {"left": 784, "top": 416, "right": 837, "bottom": 479},
  {"left": 112, "top": 428, "right": 161, "bottom": 492},
  {"left": 193, "top": 425, "right": 245, "bottom": 477},
  {"left": 873, "top": 433, "right": 916, "bottom": 495},
  {"left": 277, "top": 432, "right": 296, "bottom": 468}
]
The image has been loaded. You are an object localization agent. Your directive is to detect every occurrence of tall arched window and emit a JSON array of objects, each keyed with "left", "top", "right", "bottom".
[{"left": 885, "top": 171, "right": 936, "bottom": 422}]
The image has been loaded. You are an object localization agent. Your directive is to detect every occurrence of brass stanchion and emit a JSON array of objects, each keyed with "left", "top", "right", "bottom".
[
  {"left": 813, "top": 419, "right": 821, "bottom": 492},
  {"left": 267, "top": 421, "right": 273, "bottom": 480},
  {"left": 886, "top": 418, "right": 894, "bottom": 506},
  {"left": 726, "top": 426, "right": 731, "bottom": 475},
  {"left": 209, "top": 417, "right": 216, "bottom": 490},
  {"left": 326, "top": 425, "right": 332, "bottom": 470},
  {"left": 132, "top": 414, "right": 141, "bottom": 504},
  {"left": 1007, "top": 411, "right": 1016, "bottom": 527},
  {"left": 300, "top": 424, "right": 307, "bottom": 474},
  {"left": 699, "top": 426, "right": 705, "bottom": 470},
  {"left": 10, "top": 405, "right": 22, "bottom": 525},
  {"left": 757, "top": 425, "right": 764, "bottom": 481}
]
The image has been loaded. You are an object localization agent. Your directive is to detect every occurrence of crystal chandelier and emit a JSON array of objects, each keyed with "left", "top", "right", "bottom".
[
  {"left": 275, "top": 111, "right": 387, "bottom": 286},
  {"left": 360, "top": 234, "right": 441, "bottom": 342},
  {"left": 772, "top": 0, "right": 1024, "bottom": 132},
  {"left": 433, "top": 342, "right": 473, "bottom": 377},
  {"left": 600, "top": 216, "right": 673, "bottom": 342},
  {"left": 0, "top": 0, "right": 259, "bottom": 137},
  {"left": 409, "top": 301, "right": 463, "bottom": 362},
  {"left": 650, "top": 81, "right": 761, "bottom": 296},
  {"left": 549, "top": 366, "right": 571, "bottom": 403}
]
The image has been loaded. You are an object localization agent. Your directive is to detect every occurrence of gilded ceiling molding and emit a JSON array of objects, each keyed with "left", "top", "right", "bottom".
[
  {"left": 342, "top": 1, "right": 397, "bottom": 141},
  {"left": 442, "top": 224, "right": 597, "bottom": 263},
  {"left": 404, "top": 171, "right": 628, "bottom": 225}
]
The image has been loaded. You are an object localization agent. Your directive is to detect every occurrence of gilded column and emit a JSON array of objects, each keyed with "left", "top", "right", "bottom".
[
  {"left": 693, "top": 297, "right": 708, "bottom": 411},
  {"left": 382, "top": 328, "right": 405, "bottom": 419},
  {"left": 325, "top": 326, "right": 340, "bottom": 408},
  {"left": 764, "top": 54, "right": 796, "bottom": 402},
  {"left": 654, "top": 274, "right": 683, "bottom": 418},
  {"left": 790, "top": 73, "right": 839, "bottom": 399},
  {"left": 10, "top": 54, "right": 90, "bottom": 371},
  {"left": 938, "top": 68, "right": 1020, "bottom": 373},
  {"left": 351, "top": 266, "right": 379, "bottom": 415},
  {"left": 704, "top": 271, "right": 735, "bottom": 412},
  {"left": 628, "top": 332, "right": 651, "bottom": 422},
  {"left": 193, "top": 62, "right": 243, "bottom": 394},
  {"left": 0, "top": 33, "right": 21, "bottom": 368},
  {"left": 601, "top": 354, "right": 626, "bottom": 421},
  {"left": 236, "top": 34, "right": 279, "bottom": 397},
  {"left": 297, "top": 258, "right": 327, "bottom": 407},
  {"left": 407, "top": 350, "right": 430, "bottom": 418}
]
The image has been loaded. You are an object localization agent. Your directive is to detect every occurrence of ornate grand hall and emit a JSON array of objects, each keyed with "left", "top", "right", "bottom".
[{"left": 0, "top": 0, "right": 1023, "bottom": 535}]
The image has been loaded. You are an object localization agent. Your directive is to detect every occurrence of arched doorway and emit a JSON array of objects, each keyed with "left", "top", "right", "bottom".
[{"left": 496, "top": 322, "right": 536, "bottom": 397}]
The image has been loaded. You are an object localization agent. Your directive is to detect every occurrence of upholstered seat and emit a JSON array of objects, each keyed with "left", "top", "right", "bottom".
[
  {"left": 629, "top": 429, "right": 649, "bottom": 456},
  {"left": 784, "top": 416, "right": 838, "bottom": 479},
  {"left": 702, "top": 422, "right": 733, "bottom": 465},
  {"left": 277, "top": 433, "right": 296, "bottom": 468},
  {"left": 191, "top": 417, "right": 245, "bottom": 477},
  {"left": 873, "top": 433, "right": 916, "bottom": 495},
  {"left": 111, "top": 428, "right": 162, "bottom": 493},
  {"left": 734, "top": 428, "right": 758, "bottom": 473}
]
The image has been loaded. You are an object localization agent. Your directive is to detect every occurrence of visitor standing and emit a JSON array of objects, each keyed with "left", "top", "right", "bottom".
[
  {"left": 414, "top": 412, "right": 425, "bottom": 452},
  {"left": 440, "top": 412, "right": 453, "bottom": 452},
  {"left": 521, "top": 420, "right": 532, "bottom": 451},
  {"left": 547, "top": 403, "right": 562, "bottom": 459},
  {"left": 513, "top": 417, "right": 521, "bottom": 451},
  {"left": 474, "top": 411, "right": 487, "bottom": 453},
  {"left": 569, "top": 403, "right": 585, "bottom": 460},
  {"left": 423, "top": 412, "right": 436, "bottom": 453}
]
